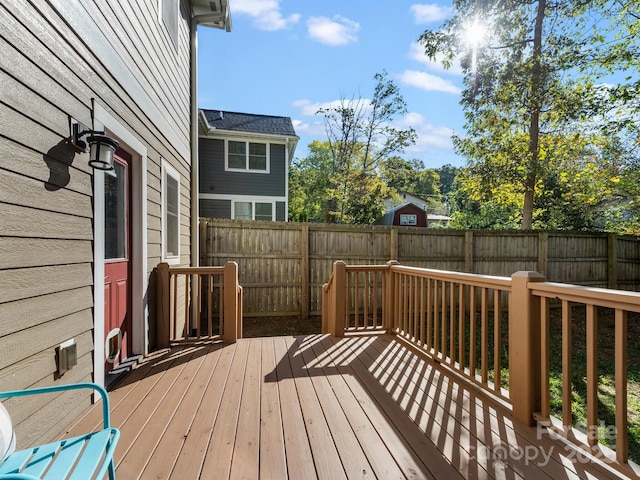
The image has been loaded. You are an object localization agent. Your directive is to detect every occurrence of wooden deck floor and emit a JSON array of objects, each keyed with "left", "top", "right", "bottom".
[{"left": 65, "top": 334, "right": 624, "bottom": 479}]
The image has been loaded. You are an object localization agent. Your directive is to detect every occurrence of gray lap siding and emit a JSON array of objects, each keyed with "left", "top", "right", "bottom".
[{"left": 199, "top": 139, "right": 286, "bottom": 196}]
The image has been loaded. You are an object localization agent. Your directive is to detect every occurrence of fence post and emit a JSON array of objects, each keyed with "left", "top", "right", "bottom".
[
  {"left": 537, "top": 232, "right": 548, "bottom": 276},
  {"left": 465, "top": 231, "right": 474, "bottom": 273},
  {"left": 390, "top": 228, "right": 398, "bottom": 261},
  {"left": 301, "top": 224, "right": 310, "bottom": 320},
  {"left": 199, "top": 218, "right": 208, "bottom": 266},
  {"left": 608, "top": 233, "right": 618, "bottom": 289},
  {"left": 156, "top": 262, "right": 171, "bottom": 348},
  {"left": 223, "top": 261, "right": 240, "bottom": 343},
  {"left": 332, "top": 261, "right": 347, "bottom": 337},
  {"left": 509, "top": 271, "right": 546, "bottom": 426},
  {"left": 385, "top": 261, "right": 399, "bottom": 331}
]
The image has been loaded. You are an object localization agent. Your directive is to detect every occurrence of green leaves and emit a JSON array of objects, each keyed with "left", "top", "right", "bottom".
[{"left": 419, "top": 0, "right": 640, "bottom": 232}]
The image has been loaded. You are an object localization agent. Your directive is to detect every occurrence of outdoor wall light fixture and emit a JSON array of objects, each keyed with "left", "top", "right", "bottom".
[{"left": 69, "top": 119, "right": 119, "bottom": 171}]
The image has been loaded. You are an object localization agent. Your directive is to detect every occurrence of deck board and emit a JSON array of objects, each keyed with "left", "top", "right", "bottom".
[
  {"left": 258, "top": 338, "right": 288, "bottom": 480},
  {"left": 273, "top": 336, "right": 317, "bottom": 480},
  {"left": 62, "top": 334, "right": 625, "bottom": 480}
]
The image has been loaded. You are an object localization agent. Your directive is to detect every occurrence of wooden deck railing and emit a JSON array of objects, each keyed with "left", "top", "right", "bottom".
[
  {"left": 322, "top": 260, "right": 640, "bottom": 475},
  {"left": 322, "top": 262, "right": 390, "bottom": 334},
  {"left": 156, "top": 262, "right": 242, "bottom": 347},
  {"left": 324, "top": 261, "right": 511, "bottom": 402},
  {"left": 529, "top": 281, "right": 640, "bottom": 469}
]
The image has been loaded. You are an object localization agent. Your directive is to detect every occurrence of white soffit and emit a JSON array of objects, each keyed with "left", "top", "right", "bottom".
[{"left": 190, "top": 0, "right": 232, "bottom": 31}]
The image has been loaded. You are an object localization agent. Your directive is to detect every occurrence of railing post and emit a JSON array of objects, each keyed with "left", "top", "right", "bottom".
[
  {"left": 156, "top": 262, "right": 171, "bottom": 348},
  {"left": 509, "top": 271, "right": 545, "bottom": 426},
  {"left": 223, "top": 261, "right": 240, "bottom": 343},
  {"left": 332, "top": 261, "right": 347, "bottom": 337},
  {"left": 385, "top": 261, "right": 399, "bottom": 331}
]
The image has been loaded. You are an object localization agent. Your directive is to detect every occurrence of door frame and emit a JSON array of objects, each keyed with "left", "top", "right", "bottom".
[{"left": 93, "top": 102, "right": 148, "bottom": 387}]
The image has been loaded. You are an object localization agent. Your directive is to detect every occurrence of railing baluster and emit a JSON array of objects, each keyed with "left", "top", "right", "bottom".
[
  {"left": 481, "top": 287, "right": 488, "bottom": 384},
  {"left": 494, "top": 288, "right": 502, "bottom": 393},
  {"left": 441, "top": 281, "right": 447, "bottom": 360},
  {"left": 196, "top": 274, "right": 202, "bottom": 339},
  {"left": 586, "top": 304, "right": 598, "bottom": 447},
  {"left": 426, "top": 278, "right": 433, "bottom": 353},
  {"left": 207, "top": 274, "right": 213, "bottom": 336},
  {"left": 372, "top": 272, "right": 378, "bottom": 328},
  {"left": 184, "top": 274, "right": 190, "bottom": 339},
  {"left": 363, "top": 271, "right": 369, "bottom": 328},
  {"left": 433, "top": 280, "right": 440, "bottom": 356},
  {"left": 615, "top": 308, "right": 628, "bottom": 463},
  {"left": 562, "top": 299, "right": 572, "bottom": 428},
  {"left": 353, "top": 271, "right": 359, "bottom": 330},
  {"left": 469, "top": 285, "right": 476, "bottom": 379},
  {"left": 540, "top": 296, "right": 549, "bottom": 417},
  {"left": 172, "top": 273, "right": 178, "bottom": 340},
  {"left": 459, "top": 284, "right": 466, "bottom": 372},
  {"left": 450, "top": 283, "right": 455, "bottom": 366},
  {"left": 415, "top": 275, "right": 421, "bottom": 340},
  {"left": 420, "top": 277, "right": 425, "bottom": 348}
]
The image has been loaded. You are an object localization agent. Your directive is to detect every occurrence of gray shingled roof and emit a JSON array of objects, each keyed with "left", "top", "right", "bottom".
[{"left": 201, "top": 109, "right": 297, "bottom": 137}]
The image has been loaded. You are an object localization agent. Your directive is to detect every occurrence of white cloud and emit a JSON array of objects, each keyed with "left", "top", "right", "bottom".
[
  {"left": 292, "top": 99, "right": 342, "bottom": 116},
  {"left": 307, "top": 15, "right": 360, "bottom": 46},
  {"left": 292, "top": 98, "right": 371, "bottom": 116},
  {"left": 395, "top": 112, "right": 456, "bottom": 151},
  {"left": 291, "top": 118, "right": 325, "bottom": 136},
  {"left": 410, "top": 4, "right": 453, "bottom": 24},
  {"left": 408, "top": 42, "right": 463, "bottom": 76},
  {"left": 398, "top": 70, "right": 461, "bottom": 94},
  {"left": 232, "top": 0, "right": 300, "bottom": 30}
]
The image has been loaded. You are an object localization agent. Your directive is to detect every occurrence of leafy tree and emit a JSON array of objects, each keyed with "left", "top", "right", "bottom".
[
  {"left": 419, "top": 0, "right": 640, "bottom": 230},
  {"left": 380, "top": 157, "right": 440, "bottom": 201},
  {"left": 288, "top": 141, "right": 333, "bottom": 222},
  {"left": 434, "top": 164, "right": 459, "bottom": 197},
  {"left": 317, "top": 71, "right": 417, "bottom": 223}
]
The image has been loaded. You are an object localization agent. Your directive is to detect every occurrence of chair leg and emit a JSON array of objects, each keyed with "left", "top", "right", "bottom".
[{"left": 108, "top": 460, "right": 116, "bottom": 480}]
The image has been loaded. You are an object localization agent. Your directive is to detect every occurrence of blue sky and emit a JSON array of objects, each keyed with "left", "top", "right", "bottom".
[{"left": 197, "top": 1, "right": 466, "bottom": 168}]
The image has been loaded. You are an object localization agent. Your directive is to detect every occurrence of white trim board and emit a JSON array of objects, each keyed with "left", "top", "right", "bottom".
[{"left": 93, "top": 102, "right": 148, "bottom": 387}]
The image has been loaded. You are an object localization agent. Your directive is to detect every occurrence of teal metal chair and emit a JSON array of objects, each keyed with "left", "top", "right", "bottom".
[{"left": 0, "top": 383, "right": 119, "bottom": 480}]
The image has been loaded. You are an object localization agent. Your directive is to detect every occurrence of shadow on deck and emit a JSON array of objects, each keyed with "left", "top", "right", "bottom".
[{"left": 64, "top": 334, "right": 624, "bottom": 479}]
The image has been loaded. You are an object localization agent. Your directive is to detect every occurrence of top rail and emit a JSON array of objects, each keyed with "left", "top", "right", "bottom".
[
  {"left": 391, "top": 264, "right": 512, "bottom": 290},
  {"left": 529, "top": 281, "right": 640, "bottom": 312},
  {"left": 162, "top": 266, "right": 225, "bottom": 275}
]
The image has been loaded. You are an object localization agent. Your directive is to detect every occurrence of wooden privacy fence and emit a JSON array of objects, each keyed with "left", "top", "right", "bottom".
[
  {"left": 200, "top": 218, "right": 640, "bottom": 317},
  {"left": 322, "top": 260, "right": 640, "bottom": 478},
  {"left": 155, "top": 262, "right": 242, "bottom": 347}
]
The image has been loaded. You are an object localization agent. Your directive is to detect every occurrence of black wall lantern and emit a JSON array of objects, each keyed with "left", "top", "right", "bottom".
[{"left": 70, "top": 119, "right": 119, "bottom": 171}]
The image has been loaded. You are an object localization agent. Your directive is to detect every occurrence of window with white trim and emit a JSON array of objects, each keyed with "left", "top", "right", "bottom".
[
  {"left": 399, "top": 214, "right": 417, "bottom": 226},
  {"left": 226, "top": 140, "right": 269, "bottom": 172},
  {"left": 162, "top": 160, "right": 180, "bottom": 263},
  {"left": 233, "top": 201, "right": 274, "bottom": 221}
]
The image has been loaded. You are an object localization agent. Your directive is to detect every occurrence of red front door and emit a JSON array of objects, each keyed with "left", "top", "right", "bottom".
[{"left": 104, "top": 150, "right": 132, "bottom": 372}]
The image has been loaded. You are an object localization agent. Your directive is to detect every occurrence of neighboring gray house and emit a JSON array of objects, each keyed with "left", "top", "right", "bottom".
[{"left": 198, "top": 109, "right": 298, "bottom": 221}]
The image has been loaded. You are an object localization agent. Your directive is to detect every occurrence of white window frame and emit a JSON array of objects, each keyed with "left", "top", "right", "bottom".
[
  {"left": 161, "top": 159, "right": 181, "bottom": 264},
  {"left": 225, "top": 139, "right": 270, "bottom": 174},
  {"left": 400, "top": 214, "right": 417, "bottom": 226},
  {"left": 231, "top": 199, "right": 275, "bottom": 221}
]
